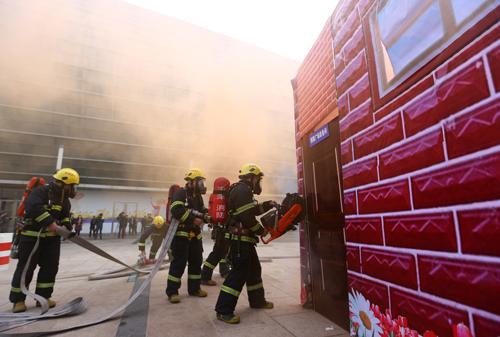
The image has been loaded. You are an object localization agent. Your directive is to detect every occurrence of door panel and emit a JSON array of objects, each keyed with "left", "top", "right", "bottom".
[{"left": 302, "top": 119, "right": 349, "bottom": 330}]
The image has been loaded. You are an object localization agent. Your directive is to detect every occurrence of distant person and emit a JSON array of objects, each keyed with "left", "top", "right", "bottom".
[
  {"left": 94, "top": 213, "right": 104, "bottom": 240},
  {"left": 117, "top": 211, "right": 128, "bottom": 239},
  {"left": 141, "top": 213, "right": 153, "bottom": 234},
  {"left": 129, "top": 216, "right": 138, "bottom": 236},
  {"left": 89, "top": 216, "right": 96, "bottom": 238},
  {"left": 73, "top": 215, "right": 83, "bottom": 236}
]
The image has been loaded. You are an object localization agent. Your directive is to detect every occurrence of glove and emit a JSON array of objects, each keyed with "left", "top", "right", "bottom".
[{"left": 203, "top": 213, "right": 212, "bottom": 223}]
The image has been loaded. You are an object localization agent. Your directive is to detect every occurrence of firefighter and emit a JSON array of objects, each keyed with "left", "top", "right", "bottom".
[
  {"left": 138, "top": 215, "right": 168, "bottom": 261},
  {"left": 9, "top": 168, "right": 80, "bottom": 313},
  {"left": 165, "top": 168, "right": 210, "bottom": 303},
  {"left": 215, "top": 164, "right": 276, "bottom": 324},
  {"left": 201, "top": 177, "right": 231, "bottom": 285}
]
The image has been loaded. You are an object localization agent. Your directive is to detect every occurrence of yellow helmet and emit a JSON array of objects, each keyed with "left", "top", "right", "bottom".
[
  {"left": 238, "top": 164, "right": 264, "bottom": 178},
  {"left": 53, "top": 168, "right": 80, "bottom": 185},
  {"left": 184, "top": 168, "right": 206, "bottom": 181},
  {"left": 153, "top": 215, "right": 165, "bottom": 228}
]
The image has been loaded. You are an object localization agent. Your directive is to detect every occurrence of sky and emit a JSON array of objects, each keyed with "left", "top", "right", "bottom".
[{"left": 123, "top": 0, "right": 341, "bottom": 62}]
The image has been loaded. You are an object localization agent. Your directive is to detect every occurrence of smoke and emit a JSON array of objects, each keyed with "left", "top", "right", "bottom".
[{"left": 0, "top": 0, "right": 299, "bottom": 196}]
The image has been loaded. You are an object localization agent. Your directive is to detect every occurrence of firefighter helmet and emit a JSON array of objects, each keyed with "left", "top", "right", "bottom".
[
  {"left": 238, "top": 164, "right": 264, "bottom": 178},
  {"left": 184, "top": 168, "right": 206, "bottom": 181},
  {"left": 153, "top": 215, "right": 165, "bottom": 228},
  {"left": 53, "top": 168, "right": 80, "bottom": 185}
]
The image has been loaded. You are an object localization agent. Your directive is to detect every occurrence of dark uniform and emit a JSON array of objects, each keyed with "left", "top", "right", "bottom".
[
  {"left": 215, "top": 181, "right": 273, "bottom": 315},
  {"left": 9, "top": 185, "right": 71, "bottom": 303},
  {"left": 166, "top": 188, "right": 206, "bottom": 296},
  {"left": 201, "top": 225, "right": 230, "bottom": 281},
  {"left": 138, "top": 223, "right": 168, "bottom": 259}
]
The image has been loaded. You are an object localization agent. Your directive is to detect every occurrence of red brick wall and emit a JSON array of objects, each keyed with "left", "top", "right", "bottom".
[
  {"left": 336, "top": 1, "right": 500, "bottom": 336},
  {"left": 294, "top": 0, "right": 500, "bottom": 336}
]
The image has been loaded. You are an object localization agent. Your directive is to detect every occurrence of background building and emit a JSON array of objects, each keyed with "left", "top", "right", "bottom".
[
  {"left": 293, "top": 0, "right": 499, "bottom": 336},
  {"left": 0, "top": 0, "right": 299, "bottom": 232}
]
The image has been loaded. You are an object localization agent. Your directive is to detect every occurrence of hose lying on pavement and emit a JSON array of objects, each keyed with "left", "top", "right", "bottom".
[
  {"left": 88, "top": 261, "right": 170, "bottom": 281},
  {"left": 0, "top": 219, "right": 179, "bottom": 337}
]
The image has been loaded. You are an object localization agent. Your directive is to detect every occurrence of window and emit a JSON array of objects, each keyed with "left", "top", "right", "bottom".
[{"left": 368, "top": 0, "right": 496, "bottom": 99}]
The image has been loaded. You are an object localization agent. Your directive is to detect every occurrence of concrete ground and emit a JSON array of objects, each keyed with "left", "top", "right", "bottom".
[{"left": 0, "top": 231, "right": 348, "bottom": 337}]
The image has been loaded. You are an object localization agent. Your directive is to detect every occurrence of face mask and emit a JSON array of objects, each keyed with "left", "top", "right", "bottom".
[
  {"left": 64, "top": 184, "right": 77, "bottom": 198},
  {"left": 253, "top": 176, "right": 262, "bottom": 195},
  {"left": 196, "top": 179, "right": 207, "bottom": 195}
]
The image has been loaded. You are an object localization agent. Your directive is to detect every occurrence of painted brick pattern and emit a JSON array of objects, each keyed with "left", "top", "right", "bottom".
[
  {"left": 295, "top": 0, "right": 500, "bottom": 334},
  {"left": 335, "top": 5, "right": 500, "bottom": 335}
]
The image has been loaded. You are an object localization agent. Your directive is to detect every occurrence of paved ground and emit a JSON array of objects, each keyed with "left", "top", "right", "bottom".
[{"left": 0, "top": 231, "right": 348, "bottom": 337}]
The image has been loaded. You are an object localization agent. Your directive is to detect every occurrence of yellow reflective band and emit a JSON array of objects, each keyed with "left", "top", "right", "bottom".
[
  {"left": 21, "top": 230, "right": 57, "bottom": 238},
  {"left": 35, "top": 212, "right": 50, "bottom": 223},
  {"left": 203, "top": 261, "right": 215, "bottom": 270},
  {"left": 197, "top": 233, "right": 202, "bottom": 240},
  {"left": 247, "top": 282, "right": 263, "bottom": 291},
  {"left": 224, "top": 232, "right": 231, "bottom": 239},
  {"left": 188, "top": 274, "right": 201, "bottom": 280},
  {"left": 170, "top": 201, "right": 184, "bottom": 210},
  {"left": 231, "top": 234, "right": 258, "bottom": 244},
  {"left": 221, "top": 285, "right": 240, "bottom": 297},
  {"left": 51, "top": 205, "right": 62, "bottom": 211},
  {"left": 250, "top": 223, "right": 261, "bottom": 232},
  {"left": 11, "top": 287, "right": 21, "bottom": 293},
  {"left": 168, "top": 274, "right": 181, "bottom": 282},
  {"left": 220, "top": 259, "right": 226, "bottom": 263},
  {"left": 36, "top": 282, "right": 54, "bottom": 289},
  {"left": 232, "top": 202, "right": 256, "bottom": 216},
  {"left": 61, "top": 217, "right": 70, "bottom": 223},
  {"left": 138, "top": 243, "right": 146, "bottom": 247},
  {"left": 180, "top": 210, "right": 190, "bottom": 223},
  {"left": 175, "top": 231, "right": 189, "bottom": 238}
]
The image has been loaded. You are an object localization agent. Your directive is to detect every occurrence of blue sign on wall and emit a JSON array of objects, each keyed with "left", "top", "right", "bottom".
[{"left": 309, "top": 124, "right": 330, "bottom": 147}]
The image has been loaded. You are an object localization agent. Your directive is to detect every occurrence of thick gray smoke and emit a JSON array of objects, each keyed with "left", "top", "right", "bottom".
[{"left": 0, "top": 0, "right": 299, "bottom": 197}]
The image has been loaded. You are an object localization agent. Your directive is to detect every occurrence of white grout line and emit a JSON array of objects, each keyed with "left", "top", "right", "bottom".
[
  {"left": 483, "top": 53, "right": 497, "bottom": 96},
  {"left": 346, "top": 241, "right": 500, "bottom": 264},
  {"left": 415, "top": 252, "right": 421, "bottom": 291},
  {"left": 399, "top": 110, "right": 407, "bottom": 139},
  {"left": 468, "top": 311, "right": 476, "bottom": 337},
  {"left": 348, "top": 271, "right": 500, "bottom": 323},
  {"left": 453, "top": 210, "right": 463, "bottom": 254},
  {"left": 343, "top": 143, "right": 500, "bottom": 193},
  {"left": 407, "top": 177, "right": 415, "bottom": 211},
  {"left": 355, "top": 190, "right": 359, "bottom": 215},
  {"left": 381, "top": 216, "right": 386, "bottom": 246},
  {"left": 441, "top": 124, "right": 449, "bottom": 161}
]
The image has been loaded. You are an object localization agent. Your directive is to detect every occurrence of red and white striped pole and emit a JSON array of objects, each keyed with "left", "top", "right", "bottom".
[{"left": 0, "top": 233, "right": 13, "bottom": 271}]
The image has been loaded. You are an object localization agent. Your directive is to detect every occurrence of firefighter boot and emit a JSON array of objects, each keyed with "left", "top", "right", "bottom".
[
  {"left": 12, "top": 301, "right": 27, "bottom": 313},
  {"left": 36, "top": 298, "right": 56, "bottom": 308},
  {"left": 190, "top": 289, "right": 208, "bottom": 297},
  {"left": 217, "top": 313, "right": 240, "bottom": 324},
  {"left": 168, "top": 294, "right": 181, "bottom": 304}
]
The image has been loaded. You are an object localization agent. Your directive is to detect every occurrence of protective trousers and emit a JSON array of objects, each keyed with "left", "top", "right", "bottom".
[
  {"left": 9, "top": 233, "right": 61, "bottom": 303},
  {"left": 201, "top": 228, "right": 230, "bottom": 280},
  {"left": 165, "top": 233, "right": 203, "bottom": 296},
  {"left": 215, "top": 239, "right": 265, "bottom": 315},
  {"left": 149, "top": 234, "right": 163, "bottom": 259}
]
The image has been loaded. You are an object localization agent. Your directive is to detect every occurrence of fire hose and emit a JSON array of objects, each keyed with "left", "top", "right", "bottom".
[{"left": 0, "top": 218, "right": 179, "bottom": 336}]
